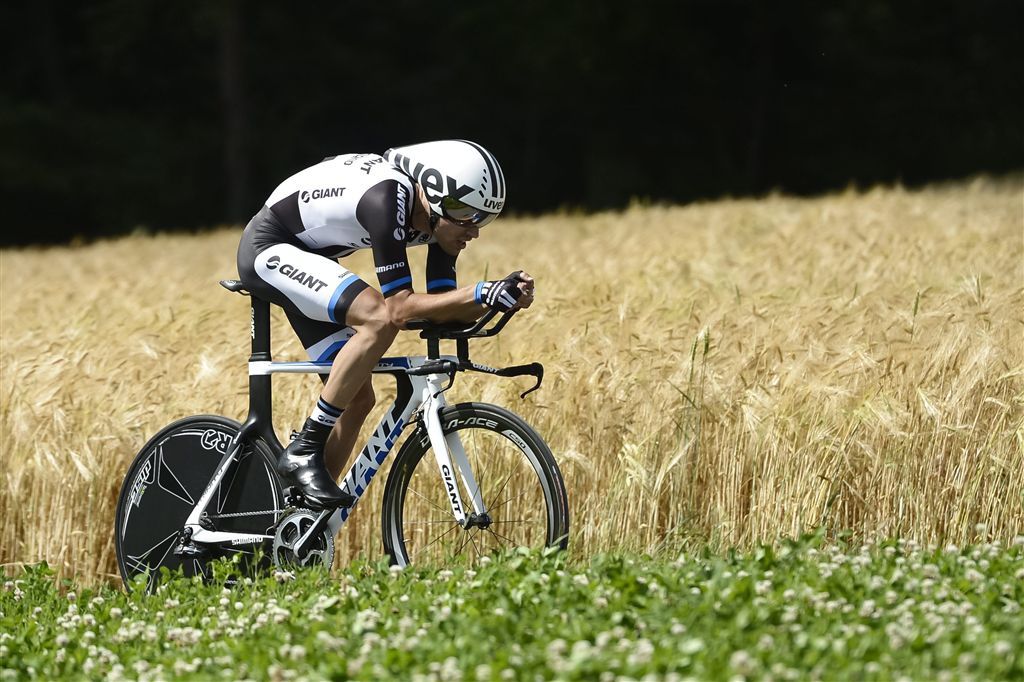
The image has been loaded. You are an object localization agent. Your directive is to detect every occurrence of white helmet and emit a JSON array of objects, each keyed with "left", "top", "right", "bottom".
[{"left": 383, "top": 140, "right": 505, "bottom": 227}]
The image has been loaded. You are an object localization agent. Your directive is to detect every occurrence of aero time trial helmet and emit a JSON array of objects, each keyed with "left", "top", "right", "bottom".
[{"left": 383, "top": 140, "right": 505, "bottom": 227}]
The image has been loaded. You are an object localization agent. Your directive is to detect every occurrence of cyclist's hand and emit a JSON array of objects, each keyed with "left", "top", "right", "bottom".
[
  {"left": 477, "top": 272, "right": 524, "bottom": 311},
  {"left": 512, "top": 270, "right": 535, "bottom": 310}
]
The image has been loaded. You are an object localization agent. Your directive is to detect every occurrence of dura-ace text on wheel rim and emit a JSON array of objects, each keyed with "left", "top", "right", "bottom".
[
  {"left": 114, "top": 415, "right": 284, "bottom": 590},
  {"left": 382, "top": 403, "right": 569, "bottom": 566}
]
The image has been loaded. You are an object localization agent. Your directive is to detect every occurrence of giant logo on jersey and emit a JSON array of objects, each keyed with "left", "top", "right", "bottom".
[
  {"left": 264, "top": 255, "right": 329, "bottom": 292},
  {"left": 300, "top": 187, "right": 346, "bottom": 203},
  {"left": 385, "top": 152, "right": 473, "bottom": 206},
  {"left": 396, "top": 184, "right": 408, "bottom": 227}
]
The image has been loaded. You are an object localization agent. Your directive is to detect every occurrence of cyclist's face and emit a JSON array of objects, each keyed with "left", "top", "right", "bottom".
[{"left": 433, "top": 219, "right": 480, "bottom": 256}]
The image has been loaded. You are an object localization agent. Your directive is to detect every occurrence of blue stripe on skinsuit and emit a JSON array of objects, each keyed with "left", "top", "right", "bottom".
[
  {"left": 315, "top": 340, "right": 348, "bottom": 363},
  {"left": 328, "top": 274, "right": 360, "bottom": 322},
  {"left": 427, "top": 278, "right": 457, "bottom": 291},
  {"left": 381, "top": 276, "right": 413, "bottom": 294}
]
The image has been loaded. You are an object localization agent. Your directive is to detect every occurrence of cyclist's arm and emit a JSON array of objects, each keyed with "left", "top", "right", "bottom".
[
  {"left": 386, "top": 272, "right": 535, "bottom": 328},
  {"left": 385, "top": 286, "right": 484, "bottom": 328},
  {"left": 358, "top": 179, "right": 484, "bottom": 327}
]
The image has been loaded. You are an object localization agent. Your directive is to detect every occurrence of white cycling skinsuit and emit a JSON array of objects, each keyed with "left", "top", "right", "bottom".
[{"left": 236, "top": 153, "right": 459, "bottom": 362}]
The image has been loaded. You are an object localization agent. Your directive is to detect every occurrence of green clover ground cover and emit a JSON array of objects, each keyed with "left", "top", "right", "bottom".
[{"left": 2, "top": 534, "right": 1022, "bottom": 681}]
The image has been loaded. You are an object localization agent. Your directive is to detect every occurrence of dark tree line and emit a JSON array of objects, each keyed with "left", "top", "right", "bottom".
[{"left": 2, "top": 0, "right": 1021, "bottom": 246}]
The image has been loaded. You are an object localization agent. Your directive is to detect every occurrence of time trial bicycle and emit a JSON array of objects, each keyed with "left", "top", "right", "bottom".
[{"left": 114, "top": 279, "right": 569, "bottom": 590}]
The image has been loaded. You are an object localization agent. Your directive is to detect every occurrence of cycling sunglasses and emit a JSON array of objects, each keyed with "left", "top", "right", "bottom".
[{"left": 440, "top": 196, "right": 499, "bottom": 227}]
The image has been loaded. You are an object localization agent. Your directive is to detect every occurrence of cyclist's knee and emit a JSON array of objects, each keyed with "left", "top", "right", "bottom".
[{"left": 349, "top": 290, "right": 398, "bottom": 343}]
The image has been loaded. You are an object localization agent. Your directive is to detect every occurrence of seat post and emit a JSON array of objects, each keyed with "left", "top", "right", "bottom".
[
  {"left": 250, "top": 297, "right": 271, "bottom": 359},
  {"left": 243, "top": 297, "right": 274, "bottom": 443}
]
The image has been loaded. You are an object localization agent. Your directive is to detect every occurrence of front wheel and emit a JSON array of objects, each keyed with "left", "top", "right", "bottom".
[
  {"left": 114, "top": 415, "right": 284, "bottom": 591},
  {"left": 381, "top": 402, "right": 569, "bottom": 566}
]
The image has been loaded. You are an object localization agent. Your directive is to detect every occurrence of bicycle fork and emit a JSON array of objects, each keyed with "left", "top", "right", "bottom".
[{"left": 421, "top": 379, "right": 488, "bottom": 527}]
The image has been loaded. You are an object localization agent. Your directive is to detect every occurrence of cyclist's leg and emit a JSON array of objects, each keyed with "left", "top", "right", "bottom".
[
  {"left": 319, "top": 286, "right": 398, "bottom": 411},
  {"left": 324, "top": 379, "right": 375, "bottom": 479},
  {"left": 282, "top": 313, "right": 368, "bottom": 478},
  {"left": 242, "top": 241, "right": 381, "bottom": 506}
]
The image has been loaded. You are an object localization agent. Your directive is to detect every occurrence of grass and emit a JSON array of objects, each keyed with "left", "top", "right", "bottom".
[
  {"left": 1, "top": 177, "right": 1023, "bottom": 586},
  {"left": 3, "top": 535, "right": 1023, "bottom": 680}
]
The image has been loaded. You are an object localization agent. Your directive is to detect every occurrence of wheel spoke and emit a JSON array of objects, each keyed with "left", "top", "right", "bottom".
[
  {"left": 484, "top": 526, "right": 521, "bottom": 547},
  {"left": 453, "top": 527, "right": 476, "bottom": 557},
  {"left": 487, "top": 489, "right": 531, "bottom": 514},
  {"left": 407, "top": 485, "right": 455, "bottom": 518},
  {"left": 421, "top": 521, "right": 461, "bottom": 550},
  {"left": 490, "top": 472, "right": 514, "bottom": 511},
  {"left": 466, "top": 529, "right": 484, "bottom": 558}
]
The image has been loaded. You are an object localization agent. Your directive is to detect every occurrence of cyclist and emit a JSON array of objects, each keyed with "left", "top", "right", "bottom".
[{"left": 236, "top": 140, "right": 534, "bottom": 509}]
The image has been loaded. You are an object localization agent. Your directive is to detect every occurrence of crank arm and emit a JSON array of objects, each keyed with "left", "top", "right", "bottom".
[{"left": 292, "top": 508, "right": 334, "bottom": 560}]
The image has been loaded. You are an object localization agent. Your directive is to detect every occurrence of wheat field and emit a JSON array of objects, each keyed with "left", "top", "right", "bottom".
[{"left": 2, "top": 178, "right": 1022, "bottom": 585}]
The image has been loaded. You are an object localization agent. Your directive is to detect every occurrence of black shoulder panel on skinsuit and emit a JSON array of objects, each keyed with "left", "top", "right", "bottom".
[
  {"left": 268, "top": 191, "right": 304, "bottom": 235},
  {"left": 356, "top": 179, "right": 414, "bottom": 298}
]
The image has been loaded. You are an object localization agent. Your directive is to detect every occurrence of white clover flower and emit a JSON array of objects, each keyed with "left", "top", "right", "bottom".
[
  {"left": 573, "top": 574, "right": 590, "bottom": 587},
  {"left": 626, "top": 638, "right": 655, "bottom": 667},
  {"left": 730, "top": 649, "right": 756, "bottom": 676},
  {"left": 109, "top": 607, "right": 123, "bottom": 619}
]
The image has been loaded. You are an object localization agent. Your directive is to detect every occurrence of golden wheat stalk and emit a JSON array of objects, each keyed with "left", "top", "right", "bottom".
[{"left": 2, "top": 178, "right": 1021, "bottom": 585}]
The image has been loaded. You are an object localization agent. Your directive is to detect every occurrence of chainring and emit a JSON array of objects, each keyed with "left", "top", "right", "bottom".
[{"left": 272, "top": 509, "right": 335, "bottom": 569}]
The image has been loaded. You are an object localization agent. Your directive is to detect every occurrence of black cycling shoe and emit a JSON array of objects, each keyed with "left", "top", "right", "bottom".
[{"left": 276, "top": 418, "right": 355, "bottom": 510}]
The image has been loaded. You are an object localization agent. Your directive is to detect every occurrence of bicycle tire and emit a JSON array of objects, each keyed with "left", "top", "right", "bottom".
[
  {"left": 114, "top": 415, "right": 284, "bottom": 591},
  {"left": 381, "top": 402, "right": 569, "bottom": 566}
]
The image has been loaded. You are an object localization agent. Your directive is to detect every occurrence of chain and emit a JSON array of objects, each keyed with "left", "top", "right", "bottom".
[{"left": 204, "top": 509, "right": 284, "bottom": 520}]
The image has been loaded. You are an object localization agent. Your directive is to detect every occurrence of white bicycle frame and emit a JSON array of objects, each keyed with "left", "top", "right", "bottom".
[{"left": 181, "top": 354, "right": 487, "bottom": 548}]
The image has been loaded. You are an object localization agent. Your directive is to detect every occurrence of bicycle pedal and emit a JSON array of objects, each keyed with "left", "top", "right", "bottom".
[{"left": 283, "top": 488, "right": 309, "bottom": 508}]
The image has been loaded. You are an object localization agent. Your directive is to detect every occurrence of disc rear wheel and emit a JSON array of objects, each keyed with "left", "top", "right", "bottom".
[{"left": 114, "top": 415, "right": 284, "bottom": 590}]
